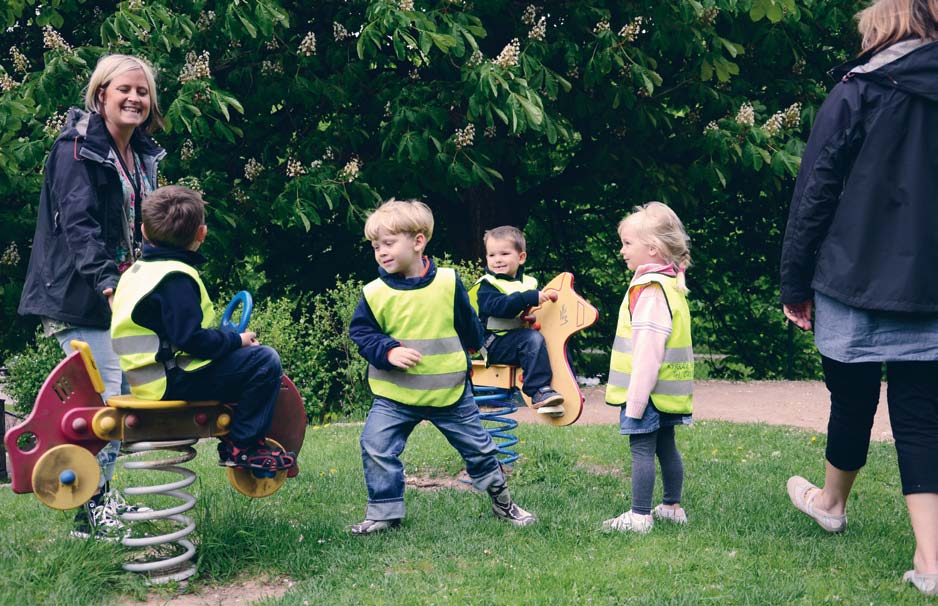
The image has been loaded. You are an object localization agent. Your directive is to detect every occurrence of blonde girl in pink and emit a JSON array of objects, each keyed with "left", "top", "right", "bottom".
[{"left": 603, "top": 202, "right": 694, "bottom": 533}]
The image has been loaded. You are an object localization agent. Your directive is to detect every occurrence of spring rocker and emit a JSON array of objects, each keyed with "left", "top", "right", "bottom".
[
  {"left": 3, "top": 292, "right": 307, "bottom": 584},
  {"left": 470, "top": 273, "right": 598, "bottom": 463}
]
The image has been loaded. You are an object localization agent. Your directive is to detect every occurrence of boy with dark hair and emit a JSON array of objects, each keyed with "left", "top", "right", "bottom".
[
  {"left": 348, "top": 199, "right": 536, "bottom": 534},
  {"left": 110, "top": 185, "right": 294, "bottom": 473},
  {"left": 469, "top": 225, "right": 564, "bottom": 415}
]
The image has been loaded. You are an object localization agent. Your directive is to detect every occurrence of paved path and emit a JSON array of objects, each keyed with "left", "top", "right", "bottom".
[{"left": 513, "top": 380, "right": 894, "bottom": 442}]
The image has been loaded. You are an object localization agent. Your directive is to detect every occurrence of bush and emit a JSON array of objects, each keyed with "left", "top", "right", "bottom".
[{"left": 3, "top": 328, "right": 62, "bottom": 415}]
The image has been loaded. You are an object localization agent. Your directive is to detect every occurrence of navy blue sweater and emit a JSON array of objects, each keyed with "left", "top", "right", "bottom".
[
  {"left": 349, "top": 257, "right": 484, "bottom": 371},
  {"left": 131, "top": 243, "right": 241, "bottom": 362},
  {"left": 475, "top": 267, "right": 540, "bottom": 335}
]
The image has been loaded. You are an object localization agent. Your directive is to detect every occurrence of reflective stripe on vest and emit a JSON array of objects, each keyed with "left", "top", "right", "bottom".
[
  {"left": 363, "top": 268, "right": 468, "bottom": 406},
  {"left": 605, "top": 272, "right": 694, "bottom": 413},
  {"left": 110, "top": 260, "right": 216, "bottom": 400},
  {"left": 467, "top": 273, "right": 538, "bottom": 334}
]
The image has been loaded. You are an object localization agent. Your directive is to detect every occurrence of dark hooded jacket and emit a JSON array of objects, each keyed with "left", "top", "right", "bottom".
[
  {"left": 18, "top": 108, "right": 165, "bottom": 328},
  {"left": 780, "top": 39, "right": 938, "bottom": 312}
]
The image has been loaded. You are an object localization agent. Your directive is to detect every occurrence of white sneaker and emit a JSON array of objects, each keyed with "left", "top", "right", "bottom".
[
  {"left": 349, "top": 519, "right": 402, "bottom": 535},
  {"left": 652, "top": 504, "right": 688, "bottom": 524},
  {"left": 602, "top": 511, "right": 653, "bottom": 533},
  {"left": 492, "top": 499, "right": 537, "bottom": 527}
]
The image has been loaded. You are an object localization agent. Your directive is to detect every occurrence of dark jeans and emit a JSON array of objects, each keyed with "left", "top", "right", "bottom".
[
  {"left": 822, "top": 355, "right": 938, "bottom": 494},
  {"left": 485, "top": 328, "right": 552, "bottom": 397},
  {"left": 165, "top": 345, "right": 282, "bottom": 447}
]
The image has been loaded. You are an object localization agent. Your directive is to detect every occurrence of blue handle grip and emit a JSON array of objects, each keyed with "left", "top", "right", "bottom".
[{"left": 220, "top": 291, "right": 253, "bottom": 332}]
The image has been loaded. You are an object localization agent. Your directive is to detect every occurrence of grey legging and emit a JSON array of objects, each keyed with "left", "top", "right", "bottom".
[{"left": 629, "top": 426, "right": 684, "bottom": 515}]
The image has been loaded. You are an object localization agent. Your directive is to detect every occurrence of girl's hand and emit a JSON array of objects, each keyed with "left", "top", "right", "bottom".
[
  {"left": 388, "top": 346, "right": 422, "bottom": 369},
  {"left": 240, "top": 331, "right": 259, "bottom": 347},
  {"left": 783, "top": 302, "right": 813, "bottom": 331}
]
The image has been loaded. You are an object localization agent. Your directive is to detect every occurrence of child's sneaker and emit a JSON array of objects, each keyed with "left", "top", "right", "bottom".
[
  {"left": 488, "top": 482, "right": 536, "bottom": 527},
  {"left": 492, "top": 499, "right": 536, "bottom": 526},
  {"left": 602, "top": 510, "right": 653, "bottom": 534},
  {"left": 652, "top": 504, "right": 688, "bottom": 524},
  {"left": 531, "top": 387, "right": 564, "bottom": 411},
  {"left": 218, "top": 438, "right": 296, "bottom": 472},
  {"left": 349, "top": 519, "right": 402, "bottom": 535},
  {"left": 70, "top": 492, "right": 126, "bottom": 542}
]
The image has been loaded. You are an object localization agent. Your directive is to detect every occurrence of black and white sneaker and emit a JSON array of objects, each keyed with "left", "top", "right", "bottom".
[
  {"left": 488, "top": 483, "right": 536, "bottom": 527},
  {"left": 349, "top": 518, "right": 402, "bottom": 535},
  {"left": 70, "top": 493, "right": 126, "bottom": 542}
]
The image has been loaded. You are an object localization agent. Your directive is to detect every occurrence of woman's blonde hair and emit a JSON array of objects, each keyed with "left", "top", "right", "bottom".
[
  {"left": 84, "top": 54, "right": 164, "bottom": 133},
  {"left": 857, "top": 0, "right": 938, "bottom": 54},
  {"left": 618, "top": 201, "right": 692, "bottom": 293}
]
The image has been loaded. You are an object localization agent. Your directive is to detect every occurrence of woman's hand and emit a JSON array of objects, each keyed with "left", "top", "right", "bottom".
[
  {"left": 240, "top": 331, "right": 259, "bottom": 347},
  {"left": 102, "top": 287, "right": 114, "bottom": 309},
  {"left": 783, "top": 301, "right": 813, "bottom": 331}
]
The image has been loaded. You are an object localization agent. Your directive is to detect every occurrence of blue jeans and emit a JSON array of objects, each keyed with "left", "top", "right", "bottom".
[
  {"left": 485, "top": 328, "right": 552, "bottom": 397},
  {"left": 54, "top": 326, "right": 127, "bottom": 489},
  {"left": 360, "top": 388, "right": 504, "bottom": 520},
  {"left": 164, "top": 346, "right": 282, "bottom": 446}
]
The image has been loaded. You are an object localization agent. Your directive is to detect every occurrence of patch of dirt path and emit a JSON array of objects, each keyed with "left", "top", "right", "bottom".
[
  {"left": 513, "top": 380, "right": 894, "bottom": 442},
  {"left": 121, "top": 577, "right": 294, "bottom": 606}
]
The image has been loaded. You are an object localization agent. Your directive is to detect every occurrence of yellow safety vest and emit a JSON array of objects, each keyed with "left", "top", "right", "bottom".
[
  {"left": 467, "top": 273, "right": 538, "bottom": 333},
  {"left": 110, "top": 260, "right": 215, "bottom": 400},
  {"left": 605, "top": 272, "right": 694, "bottom": 414},
  {"left": 363, "top": 268, "right": 469, "bottom": 407}
]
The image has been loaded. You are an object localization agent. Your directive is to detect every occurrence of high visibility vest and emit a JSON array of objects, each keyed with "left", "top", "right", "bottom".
[
  {"left": 363, "top": 268, "right": 469, "bottom": 406},
  {"left": 468, "top": 273, "right": 538, "bottom": 333},
  {"left": 605, "top": 272, "right": 694, "bottom": 414},
  {"left": 110, "top": 259, "right": 215, "bottom": 400}
]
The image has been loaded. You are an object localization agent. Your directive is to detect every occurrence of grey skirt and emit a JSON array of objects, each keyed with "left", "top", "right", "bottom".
[{"left": 814, "top": 291, "right": 938, "bottom": 363}]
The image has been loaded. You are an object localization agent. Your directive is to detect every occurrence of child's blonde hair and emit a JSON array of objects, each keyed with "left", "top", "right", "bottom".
[
  {"left": 364, "top": 198, "right": 434, "bottom": 242},
  {"left": 618, "top": 201, "right": 692, "bottom": 293}
]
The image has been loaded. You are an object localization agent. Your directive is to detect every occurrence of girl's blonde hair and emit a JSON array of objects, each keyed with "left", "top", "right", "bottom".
[
  {"left": 618, "top": 201, "right": 692, "bottom": 293},
  {"left": 857, "top": 0, "right": 938, "bottom": 54},
  {"left": 84, "top": 54, "right": 164, "bottom": 133}
]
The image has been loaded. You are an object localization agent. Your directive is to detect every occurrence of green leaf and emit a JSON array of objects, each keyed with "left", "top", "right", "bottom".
[
  {"left": 766, "top": 2, "right": 784, "bottom": 23},
  {"left": 713, "top": 165, "right": 727, "bottom": 187},
  {"left": 516, "top": 95, "right": 543, "bottom": 126},
  {"left": 772, "top": 150, "right": 801, "bottom": 176}
]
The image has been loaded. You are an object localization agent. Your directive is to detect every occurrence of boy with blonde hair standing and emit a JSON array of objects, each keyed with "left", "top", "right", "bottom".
[{"left": 348, "top": 199, "right": 536, "bottom": 534}]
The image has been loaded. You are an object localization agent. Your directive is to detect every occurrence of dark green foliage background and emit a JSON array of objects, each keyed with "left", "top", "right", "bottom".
[{"left": 1, "top": 0, "right": 864, "bottom": 414}]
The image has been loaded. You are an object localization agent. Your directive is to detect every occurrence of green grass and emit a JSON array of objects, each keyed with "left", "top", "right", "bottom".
[{"left": 0, "top": 421, "right": 927, "bottom": 606}]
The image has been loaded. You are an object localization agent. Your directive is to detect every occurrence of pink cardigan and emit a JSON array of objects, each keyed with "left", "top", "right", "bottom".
[{"left": 623, "top": 263, "right": 676, "bottom": 419}]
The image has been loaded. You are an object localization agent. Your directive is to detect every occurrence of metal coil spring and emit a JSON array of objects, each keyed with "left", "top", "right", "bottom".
[
  {"left": 120, "top": 439, "right": 198, "bottom": 584},
  {"left": 474, "top": 386, "right": 520, "bottom": 465}
]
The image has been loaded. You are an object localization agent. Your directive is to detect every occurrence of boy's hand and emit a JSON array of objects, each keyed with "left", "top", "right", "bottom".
[
  {"left": 240, "top": 331, "right": 259, "bottom": 347},
  {"left": 537, "top": 290, "right": 558, "bottom": 304},
  {"left": 388, "top": 346, "right": 422, "bottom": 369}
]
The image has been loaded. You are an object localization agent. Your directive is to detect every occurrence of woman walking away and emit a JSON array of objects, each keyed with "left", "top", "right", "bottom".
[{"left": 780, "top": 0, "right": 938, "bottom": 596}]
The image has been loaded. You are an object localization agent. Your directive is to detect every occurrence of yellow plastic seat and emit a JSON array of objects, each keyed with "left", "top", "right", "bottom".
[{"left": 106, "top": 395, "right": 191, "bottom": 409}]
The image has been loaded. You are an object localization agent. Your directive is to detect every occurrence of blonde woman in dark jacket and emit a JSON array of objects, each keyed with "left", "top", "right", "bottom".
[
  {"left": 780, "top": 0, "right": 938, "bottom": 595},
  {"left": 18, "top": 54, "right": 165, "bottom": 539}
]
